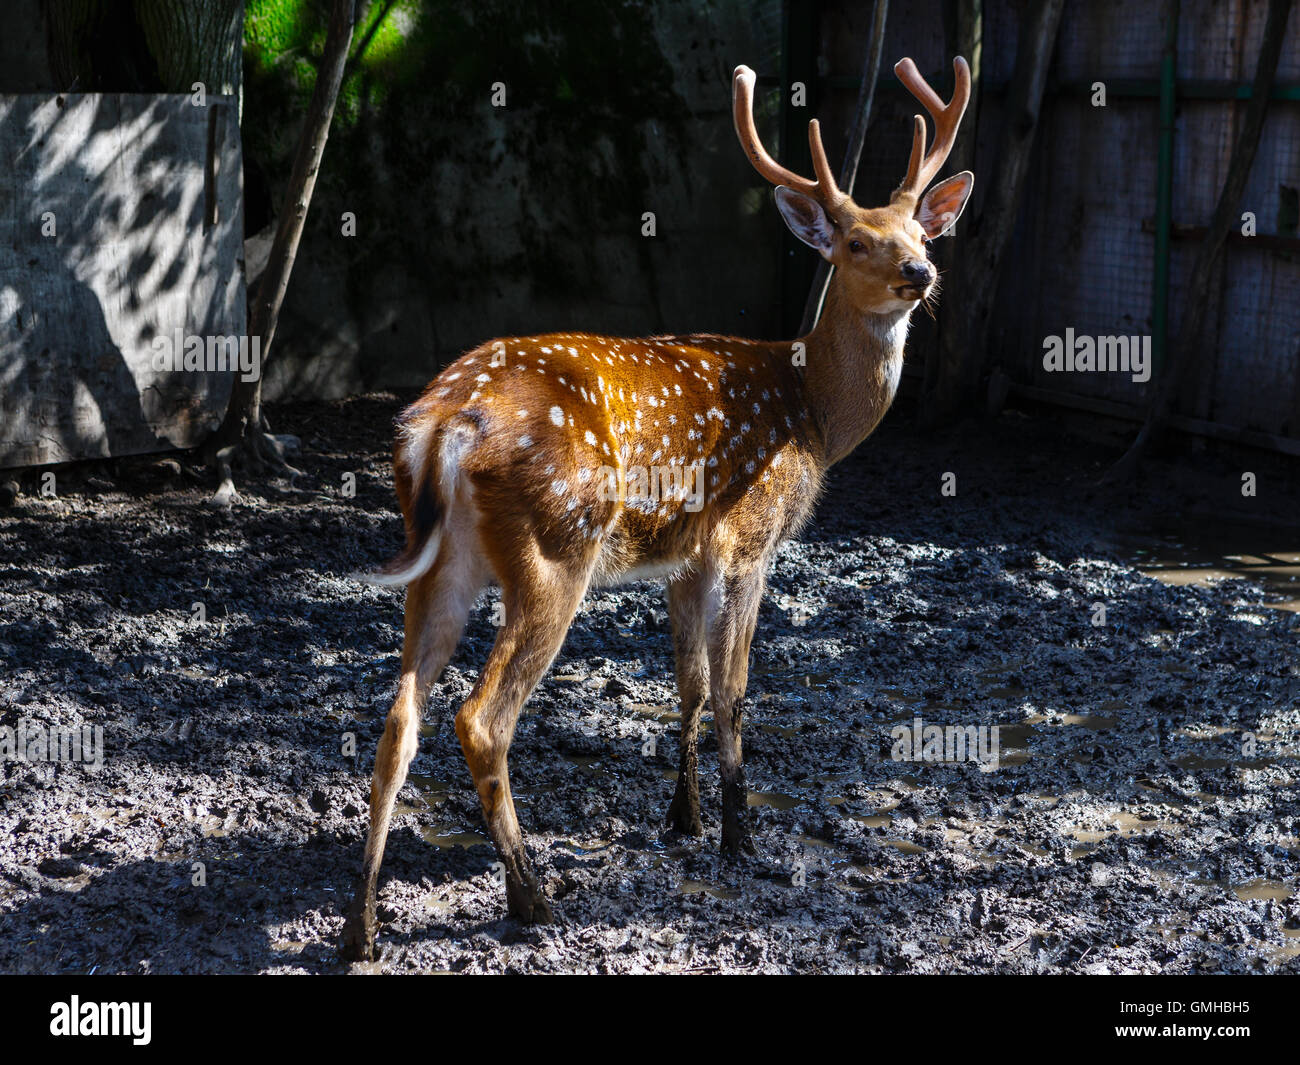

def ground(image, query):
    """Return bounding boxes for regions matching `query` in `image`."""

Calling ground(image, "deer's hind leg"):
[708,565,766,859]
[455,545,595,922]
[342,522,487,961]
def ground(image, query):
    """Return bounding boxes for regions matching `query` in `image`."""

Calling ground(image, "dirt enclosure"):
[1,394,1298,974]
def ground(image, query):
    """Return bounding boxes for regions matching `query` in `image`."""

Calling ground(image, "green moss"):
[245,0,318,70]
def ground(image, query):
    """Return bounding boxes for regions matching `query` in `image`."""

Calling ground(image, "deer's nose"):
[900,260,934,286]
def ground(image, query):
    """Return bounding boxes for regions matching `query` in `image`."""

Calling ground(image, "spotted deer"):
[342,57,973,960]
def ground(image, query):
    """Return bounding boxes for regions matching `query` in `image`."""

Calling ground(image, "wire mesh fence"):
[809,0,1300,445]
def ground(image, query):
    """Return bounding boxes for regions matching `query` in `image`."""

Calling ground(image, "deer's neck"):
[798,282,913,467]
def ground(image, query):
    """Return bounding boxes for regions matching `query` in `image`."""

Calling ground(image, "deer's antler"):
[893,56,971,201]
[732,65,844,209]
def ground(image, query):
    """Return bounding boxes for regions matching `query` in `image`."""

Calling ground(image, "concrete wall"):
[0,93,246,468]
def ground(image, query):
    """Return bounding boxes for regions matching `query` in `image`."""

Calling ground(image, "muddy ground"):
[1,393,1298,974]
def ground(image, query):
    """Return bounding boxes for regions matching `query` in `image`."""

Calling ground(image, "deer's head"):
[734,58,974,316]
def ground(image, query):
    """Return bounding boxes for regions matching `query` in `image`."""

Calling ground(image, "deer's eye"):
[848,239,865,254]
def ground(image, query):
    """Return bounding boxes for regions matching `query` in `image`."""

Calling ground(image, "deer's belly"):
[590,556,695,588]
[587,507,705,588]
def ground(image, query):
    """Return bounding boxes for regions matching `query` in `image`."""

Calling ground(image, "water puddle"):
[1231,878,1293,903]
[889,698,963,723]
[416,825,489,849]
[940,824,1000,865]
[747,789,805,810]
[997,722,1035,766]
[1264,931,1300,966]
[677,879,740,901]
[1151,868,1294,908]
[558,838,615,857]
[1067,809,1183,857]
[846,812,894,828]
[882,688,926,706]
[394,773,489,849]
[1116,518,1300,611]
[1059,713,1117,731]
[628,702,680,724]
[1172,749,1279,771]
[562,753,606,774]
[1017,711,1117,732]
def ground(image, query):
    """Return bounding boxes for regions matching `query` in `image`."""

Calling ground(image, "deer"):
[341,56,973,961]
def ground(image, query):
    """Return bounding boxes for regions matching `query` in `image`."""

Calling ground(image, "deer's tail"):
[363,414,480,587]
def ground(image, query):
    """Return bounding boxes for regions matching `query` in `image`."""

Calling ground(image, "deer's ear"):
[916,171,973,238]
[774,186,836,261]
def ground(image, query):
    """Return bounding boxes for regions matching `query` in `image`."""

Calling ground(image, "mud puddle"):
[1114,514,1300,611]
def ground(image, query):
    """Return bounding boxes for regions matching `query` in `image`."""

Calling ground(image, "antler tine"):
[733,66,843,207]
[806,119,843,203]
[893,56,971,199]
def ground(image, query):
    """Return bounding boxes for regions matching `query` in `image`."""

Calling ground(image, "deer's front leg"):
[707,568,765,859]
[665,572,710,836]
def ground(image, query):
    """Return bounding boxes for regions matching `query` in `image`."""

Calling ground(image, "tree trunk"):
[923,0,1064,427]
[798,0,889,335]
[133,0,243,102]
[927,0,982,412]
[207,0,357,503]
[44,0,241,95]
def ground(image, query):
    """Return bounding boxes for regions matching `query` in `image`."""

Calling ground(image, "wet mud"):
[1,395,1297,973]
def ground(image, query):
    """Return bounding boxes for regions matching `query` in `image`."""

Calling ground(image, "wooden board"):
[0,93,245,468]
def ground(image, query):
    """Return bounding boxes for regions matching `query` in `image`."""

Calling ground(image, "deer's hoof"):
[340,891,378,962]
[508,885,554,925]
[506,868,554,925]
[720,779,756,859]
[665,795,704,837]
[530,894,555,925]
[720,815,757,860]
[340,915,377,962]
[720,834,757,861]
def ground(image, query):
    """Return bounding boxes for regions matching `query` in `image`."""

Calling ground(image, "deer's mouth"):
[893,284,929,301]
